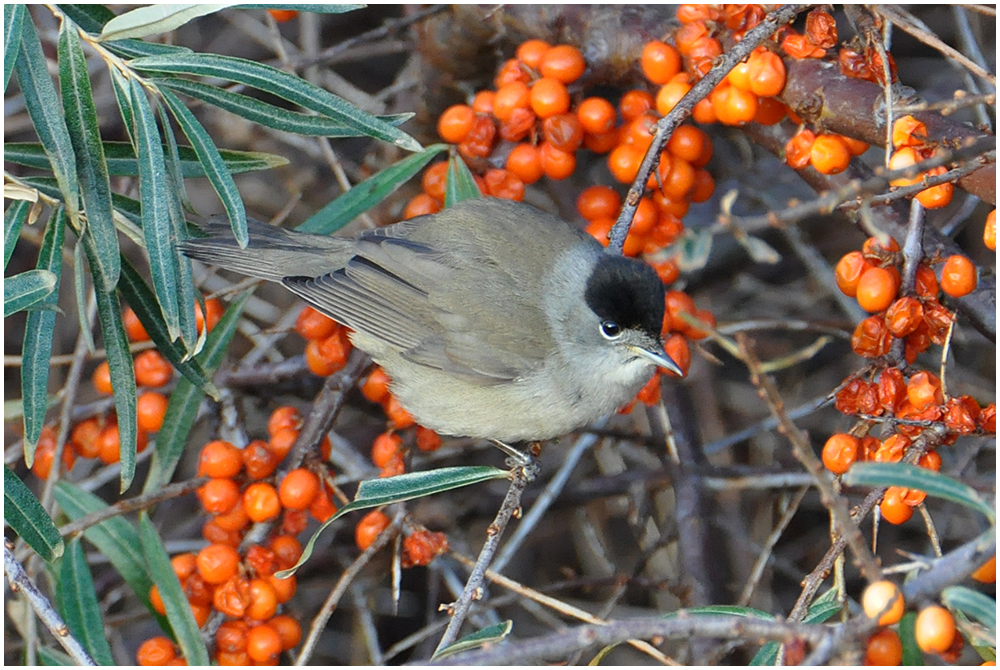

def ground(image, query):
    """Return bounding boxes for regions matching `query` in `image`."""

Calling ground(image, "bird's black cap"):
[584,255,665,341]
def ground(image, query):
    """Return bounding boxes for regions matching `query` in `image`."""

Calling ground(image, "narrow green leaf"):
[898,612,924,666]
[235,4,364,12]
[942,586,996,634]
[106,39,193,59]
[15,15,80,220]
[99,4,235,42]
[58,540,115,665]
[4,269,57,317]
[844,462,995,522]
[4,199,31,269]
[276,466,508,578]
[139,514,211,665]
[4,465,64,562]
[109,67,136,144]
[6,141,288,177]
[58,16,120,291]
[143,291,251,493]
[297,144,447,234]
[433,621,513,659]
[129,77,181,339]
[4,4,26,91]
[444,153,481,206]
[55,4,114,32]
[53,482,162,621]
[664,605,775,620]
[160,87,247,247]
[82,240,138,491]
[156,77,412,137]
[130,53,422,151]
[37,647,75,666]
[22,208,66,452]
[750,587,841,665]
[71,238,95,353]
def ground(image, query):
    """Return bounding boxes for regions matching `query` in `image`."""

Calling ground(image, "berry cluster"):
[785,127,869,175]
[888,116,955,209]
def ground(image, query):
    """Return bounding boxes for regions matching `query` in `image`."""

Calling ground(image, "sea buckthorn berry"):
[834,251,872,298]
[356,510,391,551]
[875,433,910,463]
[863,580,905,625]
[692,96,718,124]
[505,143,543,185]
[217,651,250,666]
[677,4,716,23]
[985,209,996,251]
[889,147,923,187]
[271,535,303,570]
[246,624,282,663]
[892,115,928,149]
[403,193,442,220]
[746,49,786,97]
[880,487,915,524]
[913,263,938,298]
[642,40,682,84]
[415,425,443,452]
[907,371,943,410]
[136,391,168,433]
[585,218,614,246]
[583,129,619,154]
[663,333,690,377]
[380,450,407,477]
[198,440,242,479]
[295,305,336,341]
[309,485,337,522]
[822,434,859,475]
[539,44,586,83]
[213,575,250,617]
[305,338,339,376]
[939,632,964,664]
[436,105,474,144]
[922,299,953,344]
[270,614,302,651]
[856,267,899,313]
[134,350,172,388]
[656,77,693,116]
[279,468,321,511]
[214,496,250,533]
[318,328,351,367]
[685,309,716,340]
[666,125,707,164]
[494,58,530,88]
[268,406,302,437]
[675,21,709,55]
[137,636,177,666]
[97,423,131,464]
[196,543,240,584]
[840,135,869,156]
[979,403,996,433]
[246,544,276,577]
[577,97,616,135]
[123,307,150,342]
[471,91,494,116]
[149,584,166,615]
[619,89,654,122]
[690,169,715,203]
[939,254,977,297]
[877,367,906,413]
[851,315,891,358]
[539,142,577,180]
[624,113,658,151]
[402,530,450,568]
[268,8,297,22]
[541,113,584,154]
[483,168,525,201]
[384,394,416,429]
[751,96,785,125]
[31,427,75,479]
[971,555,996,583]
[242,440,277,480]
[70,417,102,459]
[202,518,241,546]
[918,449,942,471]
[577,186,621,221]
[687,36,723,77]
[216,620,249,654]
[916,605,956,654]
[371,432,403,468]
[662,157,696,201]
[944,397,979,435]
[516,39,551,69]
[458,116,496,159]
[809,134,850,175]
[182,572,213,606]
[360,367,391,405]
[93,361,114,395]
[916,170,953,209]
[716,84,758,125]
[636,373,661,406]
[652,259,680,284]
[170,553,197,583]
[784,128,816,169]
[246,578,279,621]
[244,482,282,522]
[197,478,241,515]
[885,297,923,338]
[269,427,299,461]
[268,571,297,603]
[726,61,752,91]
[530,77,571,118]
[865,629,903,666]
[195,298,223,335]
[628,197,658,237]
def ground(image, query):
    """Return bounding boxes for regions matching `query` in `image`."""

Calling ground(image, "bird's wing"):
[283,233,550,384]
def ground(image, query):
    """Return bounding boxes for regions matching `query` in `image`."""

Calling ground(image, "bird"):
[181,197,681,444]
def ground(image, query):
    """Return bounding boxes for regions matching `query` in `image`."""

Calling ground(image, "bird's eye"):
[600,320,622,340]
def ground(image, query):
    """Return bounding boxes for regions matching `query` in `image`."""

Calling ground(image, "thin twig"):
[59,478,207,539]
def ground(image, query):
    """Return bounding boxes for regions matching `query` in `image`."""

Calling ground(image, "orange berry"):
[318,327,352,367]
[505,143,543,185]
[576,97,616,135]
[216,651,250,666]
[821,434,859,475]
[214,496,250,533]
[204,518,242,547]
[70,417,102,459]
[403,193,442,220]
[889,147,923,187]
[515,39,551,69]
[149,583,167,615]
[371,431,403,469]
[690,169,715,203]
[437,105,474,144]
[295,305,336,341]
[629,197,658,236]
[246,624,282,663]
[269,427,298,461]
[939,254,976,297]
[137,636,177,666]
[360,368,391,405]
[583,127,619,154]
[402,530,450,568]
[892,115,928,149]
[483,168,525,202]
[530,77,571,118]
[356,510,391,551]
[717,85,758,125]
[541,113,584,153]
[784,128,816,170]
[885,297,923,338]
[267,406,301,437]
[93,361,114,395]
[914,263,939,298]
[123,307,150,342]
[865,629,903,666]
[170,553,197,583]
[809,134,850,175]
[96,423,122,464]
[246,578,279,621]
[198,440,242,479]
[665,125,705,164]
[305,339,339,376]
[471,91,494,116]
[662,157,696,201]
[585,217,614,246]
[907,370,943,410]
[195,298,223,335]
[494,58,530,88]
[880,487,915,524]
[619,89,654,122]
[576,185,621,221]
[136,391,168,433]
[269,614,302,651]
[642,40,682,84]
[268,572,297,603]
[383,393,416,429]
[675,21,709,55]
[863,580,905,625]
[270,535,303,570]
[197,477,241,515]
[692,96,718,124]
[916,605,956,654]
[134,350,172,388]
[625,112,658,152]
[651,259,680,284]
[493,81,531,122]
[415,425,442,452]
[918,449,942,472]
[267,9,298,22]
[539,44,585,83]
[985,209,996,251]
[655,77,692,116]
[971,555,996,583]
[539,142,576,180]
[196,543,241,584]
[457,116,497,160]
[278,468,320,511]
[308,485,337,522]
[916,170,954,209]
[240,440,275,480]
[608,143,644,184]
[746,49,786,97]
[244,482,282,522]
[662,334,690,377]
[839,135,869,156]
[216,620,249,654]
[726,61,752,91]
[856,266,899,313]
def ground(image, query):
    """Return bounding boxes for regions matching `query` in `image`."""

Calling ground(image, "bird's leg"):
[488,438,531,467]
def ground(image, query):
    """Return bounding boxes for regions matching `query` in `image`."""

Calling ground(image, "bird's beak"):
[630,344,685,377]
